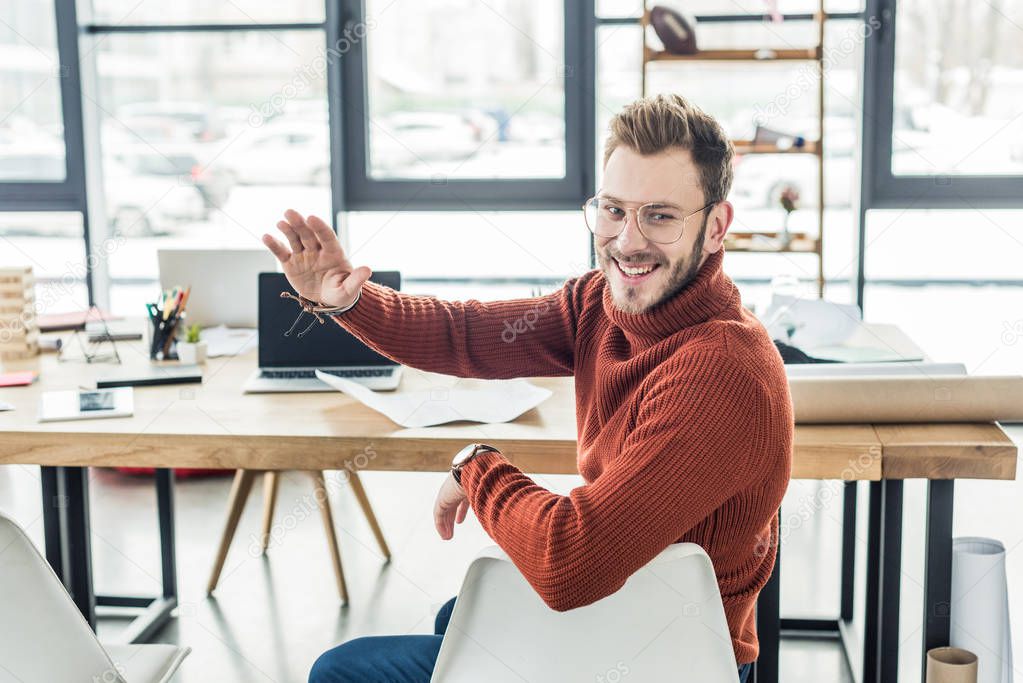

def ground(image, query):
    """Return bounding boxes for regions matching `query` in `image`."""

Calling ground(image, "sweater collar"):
[602,249,737,348]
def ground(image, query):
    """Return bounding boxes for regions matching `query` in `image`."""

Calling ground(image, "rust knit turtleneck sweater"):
[333,249,793,665]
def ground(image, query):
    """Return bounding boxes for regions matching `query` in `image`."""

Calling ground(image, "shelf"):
[732,139,821,155]
[644,47,821,62]
[724,231,820,254]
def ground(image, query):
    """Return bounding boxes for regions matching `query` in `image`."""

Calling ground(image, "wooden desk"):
[1,344,893,479]
[0,340,1016,683]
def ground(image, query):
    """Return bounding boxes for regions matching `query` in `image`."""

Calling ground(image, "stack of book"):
[0,266,39,361]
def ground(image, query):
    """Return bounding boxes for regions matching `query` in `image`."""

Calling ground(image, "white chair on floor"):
[431,543,740,683]
[0,512,189,683]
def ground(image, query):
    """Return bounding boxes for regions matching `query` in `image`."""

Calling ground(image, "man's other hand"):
[434,473,470,540]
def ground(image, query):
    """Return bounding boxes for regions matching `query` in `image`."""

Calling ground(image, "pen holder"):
[149,314,182,361]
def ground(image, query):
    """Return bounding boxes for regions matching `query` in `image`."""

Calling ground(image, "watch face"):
[453,443,479,467]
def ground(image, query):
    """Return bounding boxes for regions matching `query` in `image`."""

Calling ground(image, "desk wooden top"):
[0,337,1015,481]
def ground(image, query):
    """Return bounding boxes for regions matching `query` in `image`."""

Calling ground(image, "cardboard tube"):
[927,647,978,683]
[788,374,1023,424]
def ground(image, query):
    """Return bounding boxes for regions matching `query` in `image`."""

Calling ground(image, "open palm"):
[262,209,371,309]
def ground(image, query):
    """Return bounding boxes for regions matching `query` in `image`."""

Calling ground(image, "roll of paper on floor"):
[927,648,978,683]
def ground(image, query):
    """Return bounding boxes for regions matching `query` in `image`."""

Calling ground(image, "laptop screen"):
[258,271,400,368]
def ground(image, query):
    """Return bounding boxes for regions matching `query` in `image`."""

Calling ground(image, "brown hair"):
[603,94,734,204]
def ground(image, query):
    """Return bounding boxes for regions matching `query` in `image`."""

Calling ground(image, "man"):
[264,94,792,682]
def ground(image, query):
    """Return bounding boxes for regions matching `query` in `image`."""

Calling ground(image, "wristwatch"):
[451,443,500,486]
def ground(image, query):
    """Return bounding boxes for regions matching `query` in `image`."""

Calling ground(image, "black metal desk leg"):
[863,480,904,683]
[753,521,781,683]
[877,480,903,683]
[840,481,858,622]
[921,480,954,681]
[115,469,179,644]
[40,466,65,581]
[862,481,883,683]
[155,468,178,599]
[56,466,96,629]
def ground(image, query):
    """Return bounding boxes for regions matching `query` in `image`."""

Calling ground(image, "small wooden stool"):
[206,469,391,604]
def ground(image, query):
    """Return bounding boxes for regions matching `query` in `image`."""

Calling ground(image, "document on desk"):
[201,325,258,357]
[315,370,553,428]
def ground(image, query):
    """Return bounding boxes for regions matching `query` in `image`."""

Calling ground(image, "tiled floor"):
[1,421,1020,682]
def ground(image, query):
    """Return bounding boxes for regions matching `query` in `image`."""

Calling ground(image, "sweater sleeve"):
[459,351,779,611]
[329,278,583,379]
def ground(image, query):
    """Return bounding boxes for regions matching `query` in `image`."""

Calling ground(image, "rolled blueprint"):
[951,538,1014,683]
[788,375,1023,424]
[785,362,967,378]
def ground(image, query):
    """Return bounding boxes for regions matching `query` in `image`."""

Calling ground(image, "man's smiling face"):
[595,145,730,314]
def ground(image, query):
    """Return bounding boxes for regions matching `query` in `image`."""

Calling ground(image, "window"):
[340,0,595,210]
[862,209,1023,374]
[364,0,565,180]
[861,0,1023,207]
[891,0,1023,176]
[90,28,330,314]
[0,0,66,181]
[0,212,89,314]
[343,210,591,300]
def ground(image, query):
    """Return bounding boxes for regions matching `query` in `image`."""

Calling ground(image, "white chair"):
[432,543,740,683]
[0,512,190,683]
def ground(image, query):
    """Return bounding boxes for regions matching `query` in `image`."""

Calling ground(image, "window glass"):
[93,30,330,315]
[364,0,566,180]
[892,0,1023,175]
[0,0,65,181]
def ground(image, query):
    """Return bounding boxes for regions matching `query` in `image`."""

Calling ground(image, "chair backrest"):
[0,512,127,683]
[431,543,740,683]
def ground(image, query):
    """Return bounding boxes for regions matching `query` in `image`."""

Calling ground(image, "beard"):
[600,212,709,314]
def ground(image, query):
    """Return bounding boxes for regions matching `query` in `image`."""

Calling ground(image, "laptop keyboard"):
[261,368,394,379]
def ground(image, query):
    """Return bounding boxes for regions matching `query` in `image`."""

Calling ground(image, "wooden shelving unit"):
[641,2,827,297]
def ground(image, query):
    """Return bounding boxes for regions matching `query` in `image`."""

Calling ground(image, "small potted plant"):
[778,185,800,248]
[176,324,207,364]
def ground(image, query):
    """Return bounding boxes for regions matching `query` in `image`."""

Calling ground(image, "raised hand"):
[262,209,371,309]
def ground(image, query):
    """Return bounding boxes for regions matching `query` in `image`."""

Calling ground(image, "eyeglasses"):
[582,196,715,245]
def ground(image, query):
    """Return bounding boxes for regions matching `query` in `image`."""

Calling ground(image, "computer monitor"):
[257,271,401,369]
[158,248,277,328]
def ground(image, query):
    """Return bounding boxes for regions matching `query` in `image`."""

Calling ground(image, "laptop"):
[158,248,277,328]
[243,271,404,393]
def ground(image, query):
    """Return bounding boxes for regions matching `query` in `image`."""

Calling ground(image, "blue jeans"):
[310,598,753,682]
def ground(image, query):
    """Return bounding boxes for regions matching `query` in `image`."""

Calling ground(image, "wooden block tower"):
[0,266,39,361]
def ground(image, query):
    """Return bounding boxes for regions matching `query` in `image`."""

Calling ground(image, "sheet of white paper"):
[315,370,553,428]
[763,294,861,348]
[201,325,258,357]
